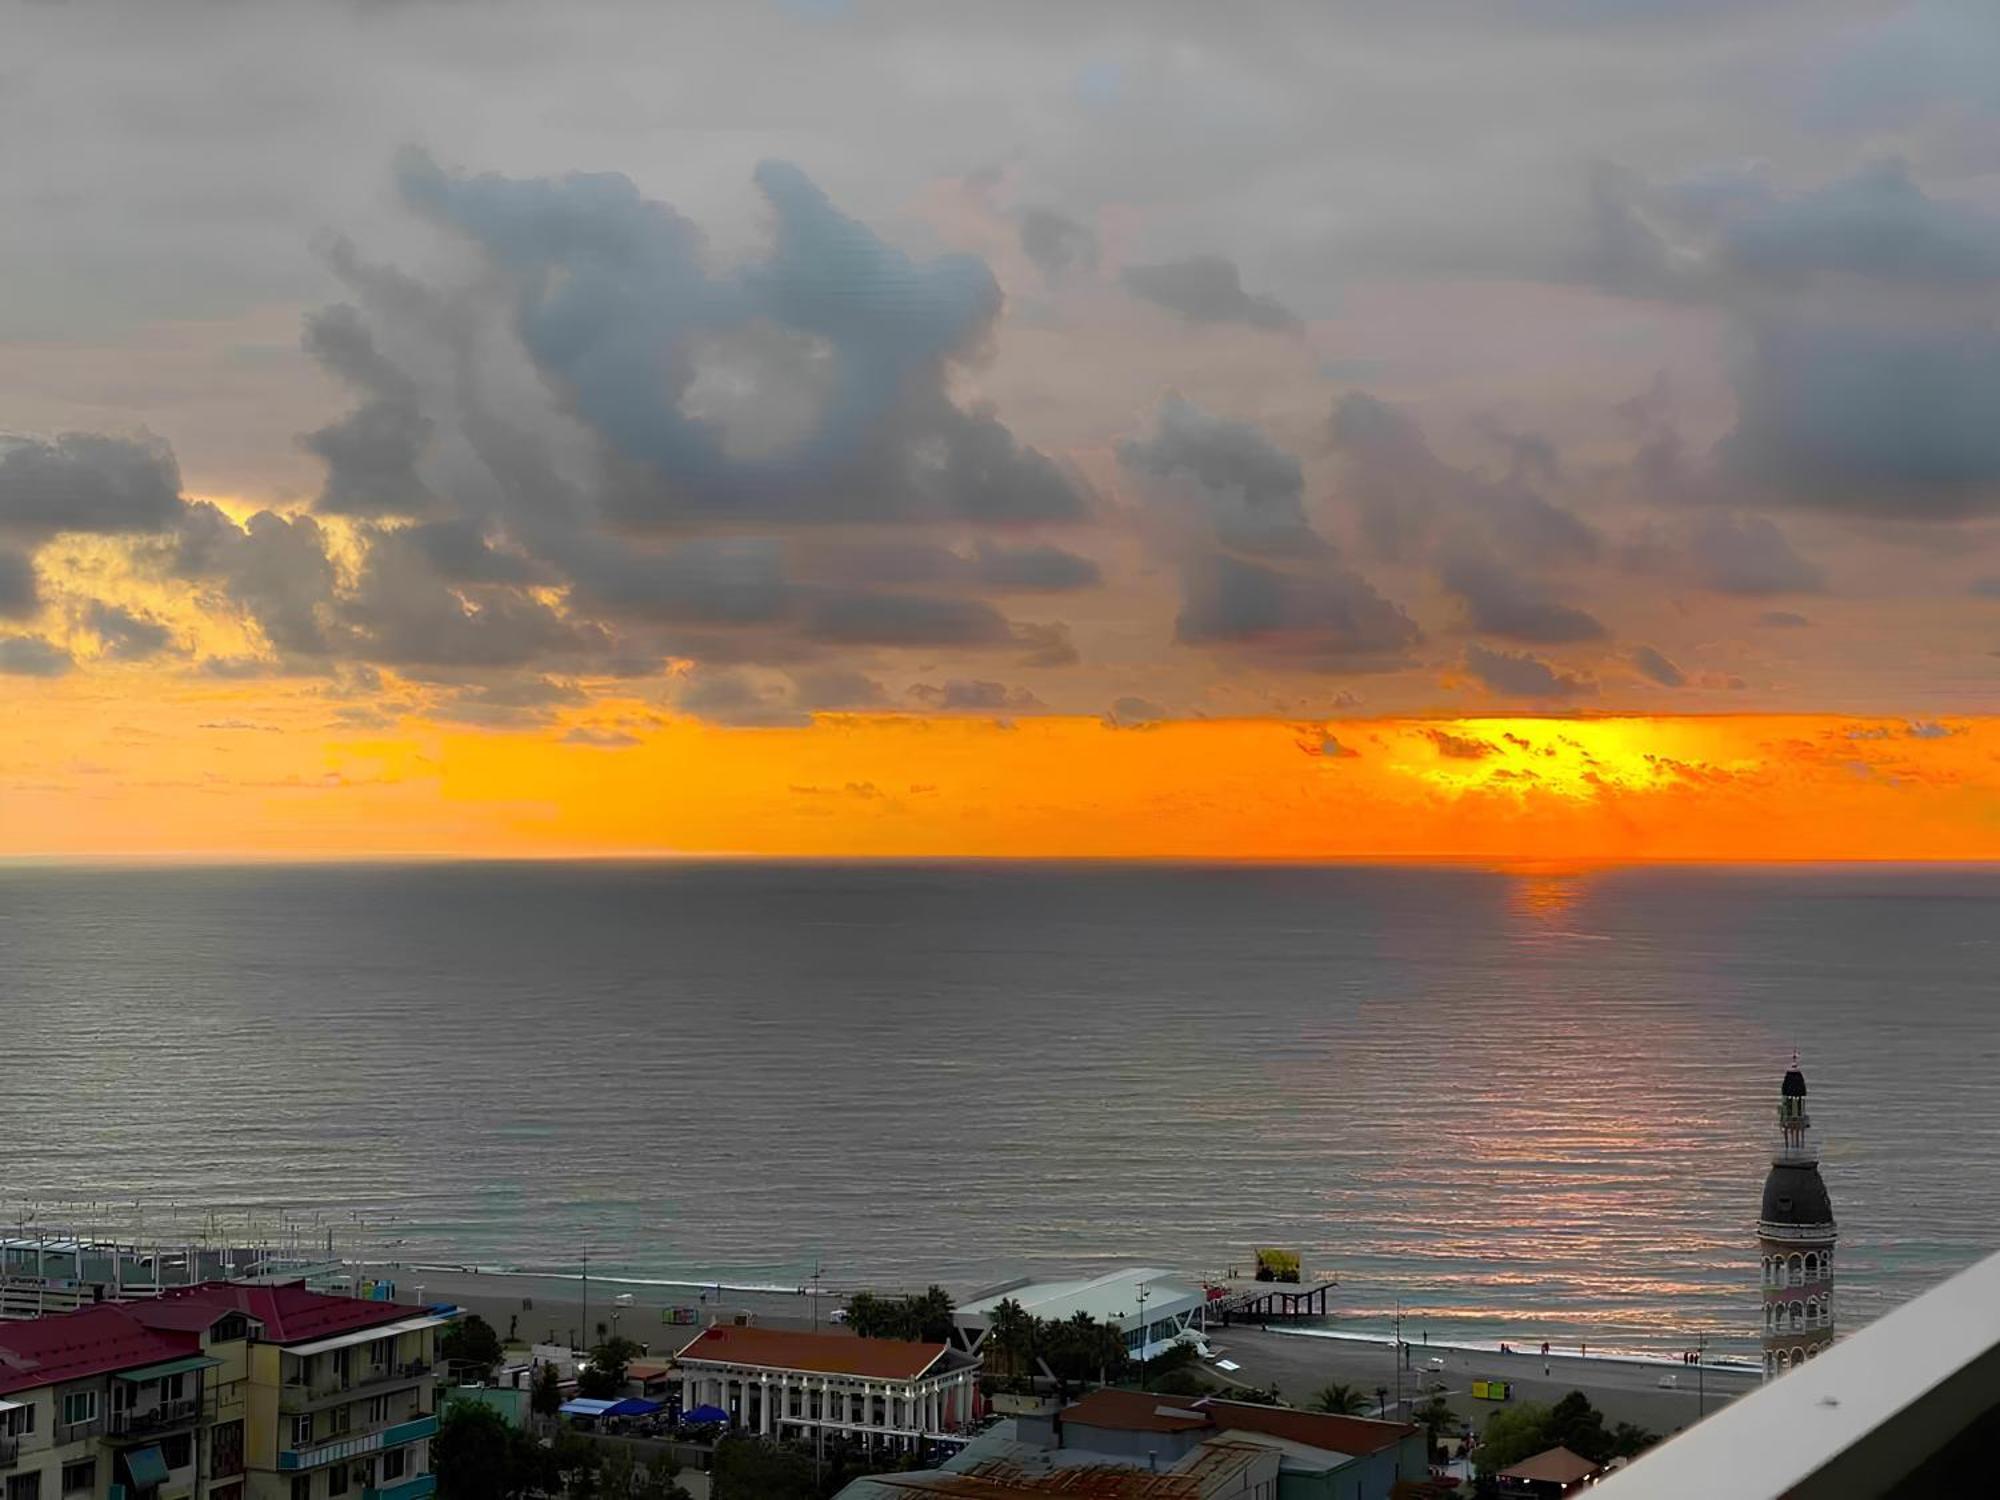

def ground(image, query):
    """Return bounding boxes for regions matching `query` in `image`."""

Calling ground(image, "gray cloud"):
[1177,551,1419,664]
[1439,549,1606,643]
[1015,620,1079,668]
[1631,644,1685,686]
[802,590,1012,647]
[300,303,436,516]
[673,668,810,727]
[398,151,1087,527]
[1330,394,1598,567]
[563,726,641,748]
[0,634,74,677]
[1121,255,1298,330]
[343,527,602,668]
[86,600,174,659]
[1019,206,1097,278]
[0,550,36,619]
[1759,609,1812,626]
[1687,513,1823,595]
[1103,696,1166,728]
[1972,577,2000,599]
[1119,397,1318,555]
[1463,641,1595,699]
[788,666,886,711]
[0,433,184,537]
[971,541,1100,592]
[907,679,1040,712]
[173,501,339,655]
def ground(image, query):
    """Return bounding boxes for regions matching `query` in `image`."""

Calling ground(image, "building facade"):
[673,1324,979,1450]
[0,1283,446,1500]
[1758,1060,1837,1380]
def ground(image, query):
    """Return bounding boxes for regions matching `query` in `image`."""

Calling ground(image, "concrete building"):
[672,1324,979,1449]
[0,1282,447,1500]
[957,1269,1210,1363]
[1758,1059,1837,1380]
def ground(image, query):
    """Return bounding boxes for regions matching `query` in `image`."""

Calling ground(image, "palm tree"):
[986,1298,1033,1378]
[1310,1380,1369,1415]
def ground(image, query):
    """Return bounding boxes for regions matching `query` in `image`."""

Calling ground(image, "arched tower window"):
[1805,1253,1818,1281]
[1789,1254,1803,1285]
[1806,1297,1818,1326]
[1789,1301,1803,1330]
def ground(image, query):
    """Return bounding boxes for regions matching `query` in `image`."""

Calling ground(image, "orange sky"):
[5,668,1995,860]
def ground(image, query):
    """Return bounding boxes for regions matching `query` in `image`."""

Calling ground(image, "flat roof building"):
[958,1269,1210,1362]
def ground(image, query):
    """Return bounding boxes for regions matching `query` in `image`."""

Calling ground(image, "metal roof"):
[959,1268,1204,1327]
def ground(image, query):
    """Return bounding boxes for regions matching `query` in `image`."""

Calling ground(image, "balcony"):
[1593,1246,2000,1498]
[0,1433,17,1468]
[278,1412,439,1472]
[107,1398,202,1439]
[279,1361,434,1414]
[58,1417,106,1443]
[364,1476,437,1500]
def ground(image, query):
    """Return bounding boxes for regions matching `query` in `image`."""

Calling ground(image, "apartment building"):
[0,1283,448,1500]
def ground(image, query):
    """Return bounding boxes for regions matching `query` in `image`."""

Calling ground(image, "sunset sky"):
[5,1,1999,859]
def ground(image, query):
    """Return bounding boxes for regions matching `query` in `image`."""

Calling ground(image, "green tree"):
[439,1314,506,1384]
[1310,1380,1369,1415]
[711,1434,814,1500]
[1547,1390,1613,1464]
[985,1297,1034,1379]
[530,1361,563,1419]
[1610,1420,1662,1460]
[1476,1400,1554,1474]
[576,1335,644,1399]
[909,1285,957,1343]
[1413,1393,1457,1458]
[433,1402,538,1500]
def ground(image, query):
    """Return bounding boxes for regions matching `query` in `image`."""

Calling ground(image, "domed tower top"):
[1782,1066,1807,1099]
[1759,1056,1837,1380]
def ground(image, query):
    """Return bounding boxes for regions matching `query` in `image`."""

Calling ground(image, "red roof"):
[1060,1389,1416,1458]
[0,1281,430,1394]
[674,1324,947,1381]
[0,1305,198,1397]
[1497,1445,1600,1484]
[138,1282,423,1345]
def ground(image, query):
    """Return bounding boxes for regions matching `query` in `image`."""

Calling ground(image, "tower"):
[1758,1057,1836,1380]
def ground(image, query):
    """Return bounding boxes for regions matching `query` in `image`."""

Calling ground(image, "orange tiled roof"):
[673,1323,946,1381]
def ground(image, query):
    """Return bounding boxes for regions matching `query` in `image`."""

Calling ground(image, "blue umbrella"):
[683,1404,729,1424]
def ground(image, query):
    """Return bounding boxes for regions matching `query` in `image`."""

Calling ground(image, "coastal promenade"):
[392,1264,1754,1436]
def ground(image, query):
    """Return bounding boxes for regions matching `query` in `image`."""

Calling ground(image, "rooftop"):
[0,1305,197,1397]
[674,1323,948,1382]
[139,1281,425,1345]
[959,1269,1204,1326]
[1498,1445,1600,1484]
[1059,1387,1415,1460]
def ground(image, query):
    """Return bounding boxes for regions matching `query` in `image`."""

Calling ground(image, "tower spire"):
[1759,1057,1837,1381]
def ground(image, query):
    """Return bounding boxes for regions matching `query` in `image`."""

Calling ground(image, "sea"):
[2,860,1995,1361]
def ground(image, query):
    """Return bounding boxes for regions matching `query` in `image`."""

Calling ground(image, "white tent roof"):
[959,1267,1204,1326]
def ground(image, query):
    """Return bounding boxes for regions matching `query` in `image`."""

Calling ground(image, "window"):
[292,1477,314,1500]
[161,1433,193,1469]
[211,1314,250,1343]
[292,1414,314,1448]
[366,1395,390,1425]
[331,1404,352,1435]
[327,1465,349,1497]
[332,1348,351,1383]
[59,1460,94,1495]
[61,1391,97,1427]
[211,1418,246,1478]
[381,1447,408,1482]
[369,1337,394,1370]
[8,1474,43,1500]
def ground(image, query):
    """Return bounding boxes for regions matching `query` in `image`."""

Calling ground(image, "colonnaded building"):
[1759,1058,1837,1379]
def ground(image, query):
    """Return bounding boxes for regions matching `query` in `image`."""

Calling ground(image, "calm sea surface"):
[2,861,1995,1359]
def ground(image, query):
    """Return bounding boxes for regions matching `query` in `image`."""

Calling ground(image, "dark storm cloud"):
[397,150,1087,526]
[404,518,553,586]
[1631,644,1685,687]
[569,538,791,626]
[1719,318,2000,517]
[1714,162,2000,285]
[1463,641,1595,699]
[86,600,174,659]
[300,303,436,516]
[1019,206,1097,278]
[0,550,35,618]
[1176,551,1418,663]
[0,433,184,536]
[0,634,73,677]
[1121,255,1298,331]
[1329,394,1598,566]
[1438,549,1606,643]
[1119,397,1318,555]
